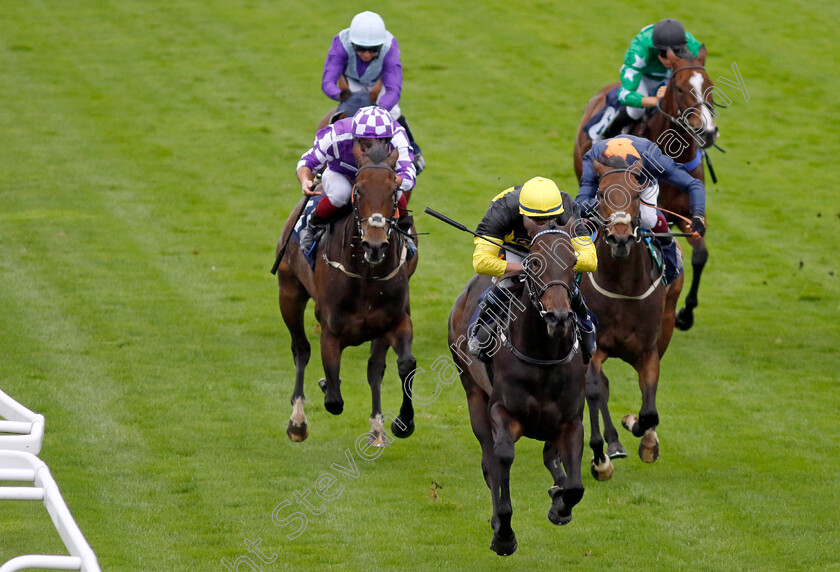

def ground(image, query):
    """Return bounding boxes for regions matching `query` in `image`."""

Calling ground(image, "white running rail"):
[0,390,100,572]
[0,388,45,454]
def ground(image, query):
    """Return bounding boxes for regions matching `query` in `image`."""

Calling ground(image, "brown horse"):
[579,159,683,480]
[276,139,418,445]
[316,77,382,130]
[449,221,586,556]
[574,46,718,331]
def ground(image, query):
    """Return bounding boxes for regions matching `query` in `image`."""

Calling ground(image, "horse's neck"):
[645,95,698,164]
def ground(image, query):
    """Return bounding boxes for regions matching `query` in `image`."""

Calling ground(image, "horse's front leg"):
[622,350,660,462]
[546,417,585,525]
[320,330,345,415]
[279,273,311,442]
[586,353,617,480]
[488,401,521,556]
[367,338,390,447]
[676,231,708,331]
[386,315,416,438]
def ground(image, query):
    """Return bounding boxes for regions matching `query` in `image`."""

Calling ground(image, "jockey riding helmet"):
[519,177,565,217]
[652,19,688,56]
[349,12,387,48]
[351,106,395,139]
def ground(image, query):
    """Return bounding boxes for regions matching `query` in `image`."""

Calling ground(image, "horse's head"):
[522,219,580,339]
[352,138,399,265]
[592,158,643,260]
[662,46,719,149]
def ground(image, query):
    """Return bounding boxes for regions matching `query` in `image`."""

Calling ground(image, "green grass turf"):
[1,0,839,570]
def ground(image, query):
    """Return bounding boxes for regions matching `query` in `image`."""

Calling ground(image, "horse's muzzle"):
[361,239,389,265]
[606,231,633,260]
[544,309,574,338]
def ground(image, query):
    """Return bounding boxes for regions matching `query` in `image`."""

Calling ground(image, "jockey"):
[468,177,598,363]
[593,19,704,141]
[576,135,706,282]
[322,11,424,172]
[295,106,416,254]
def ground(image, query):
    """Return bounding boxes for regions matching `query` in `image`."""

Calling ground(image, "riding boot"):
[570,280,597,364]
[467,285,505,362]
[396,213,417,260]
[602,106,634,139]
[396,115,425,174]
[299,212,327,255]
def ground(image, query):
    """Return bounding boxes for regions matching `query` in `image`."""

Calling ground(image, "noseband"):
[656,64,718,127]
[352,161,399,239]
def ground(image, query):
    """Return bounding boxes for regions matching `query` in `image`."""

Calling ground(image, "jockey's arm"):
[571,235,597,273]
[473,236,510,277]
[322,36,349,101]
[376,38,403,111]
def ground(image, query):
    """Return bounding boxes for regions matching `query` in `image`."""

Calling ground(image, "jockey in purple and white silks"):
[321,11,424,172]
[295,106,416,254]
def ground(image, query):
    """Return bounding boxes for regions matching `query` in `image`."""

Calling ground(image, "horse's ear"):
[627,161,644,177]
[387,147,399,168]
[592,159,610,178]
[697,44,707,66]
[664,48,682,66]
[353,140,365,164]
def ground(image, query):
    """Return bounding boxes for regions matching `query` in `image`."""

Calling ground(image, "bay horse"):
[574,46,718,330]
[317,77,382,130]
[275,139,418,445]
[449,221,586,556]
[579,159,683,480]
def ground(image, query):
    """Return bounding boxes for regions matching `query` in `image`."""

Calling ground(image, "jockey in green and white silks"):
[618,20,703,120]
[590,19,703,141]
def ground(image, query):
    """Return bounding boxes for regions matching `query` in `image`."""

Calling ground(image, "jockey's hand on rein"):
[690,216,707,237]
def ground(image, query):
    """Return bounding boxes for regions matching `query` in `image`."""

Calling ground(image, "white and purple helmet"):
[351,106,395,139]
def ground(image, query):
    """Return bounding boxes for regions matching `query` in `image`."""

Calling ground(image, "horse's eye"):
[527,259,542,273]
[676,86,685,95]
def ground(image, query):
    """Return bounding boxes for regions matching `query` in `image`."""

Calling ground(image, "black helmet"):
[652,19,687,53]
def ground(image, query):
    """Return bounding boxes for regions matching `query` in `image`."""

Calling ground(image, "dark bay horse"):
[580,160,683,480]
[276,139,418,445]
[449,221,586,556]
[574,46,718,330]
[317,77,382,130]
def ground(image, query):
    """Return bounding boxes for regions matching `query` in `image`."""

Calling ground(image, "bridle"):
[352,161,399,241]
[498,229,579,367]
[596,169,644,242]
[321,160,408,280]
[655,64,720,132]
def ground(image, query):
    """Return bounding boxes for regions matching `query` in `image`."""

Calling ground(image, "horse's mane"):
[598,154,630,169]
[363,140,392,165]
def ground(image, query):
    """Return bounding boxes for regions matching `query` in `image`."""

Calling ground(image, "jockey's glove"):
[690,216,706,237]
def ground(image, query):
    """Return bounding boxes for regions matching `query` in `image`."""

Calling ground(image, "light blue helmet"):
[349,12,386,46]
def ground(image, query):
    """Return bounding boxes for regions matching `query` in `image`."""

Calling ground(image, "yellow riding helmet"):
[518,176,565,217]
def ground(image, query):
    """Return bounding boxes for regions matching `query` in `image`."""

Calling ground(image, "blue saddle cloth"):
[583,86,622,136]
[292,195,324,269]
[646,237,684,285]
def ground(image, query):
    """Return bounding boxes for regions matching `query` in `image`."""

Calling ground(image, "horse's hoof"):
[367,430,389,448]
[621,414,639,434]
[318,378,327,393]
[675,307,694,331]
[490,533,517,556]
[590,457,614,481]
[324,396,343,415]
[548,508,573,526]
[607,442,628,459]
[286,421,308,442]
[391,417,414,438]
[639,429,660,463]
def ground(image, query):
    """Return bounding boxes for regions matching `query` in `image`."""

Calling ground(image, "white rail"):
[0,389,100,572]
[0,388,45,454]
